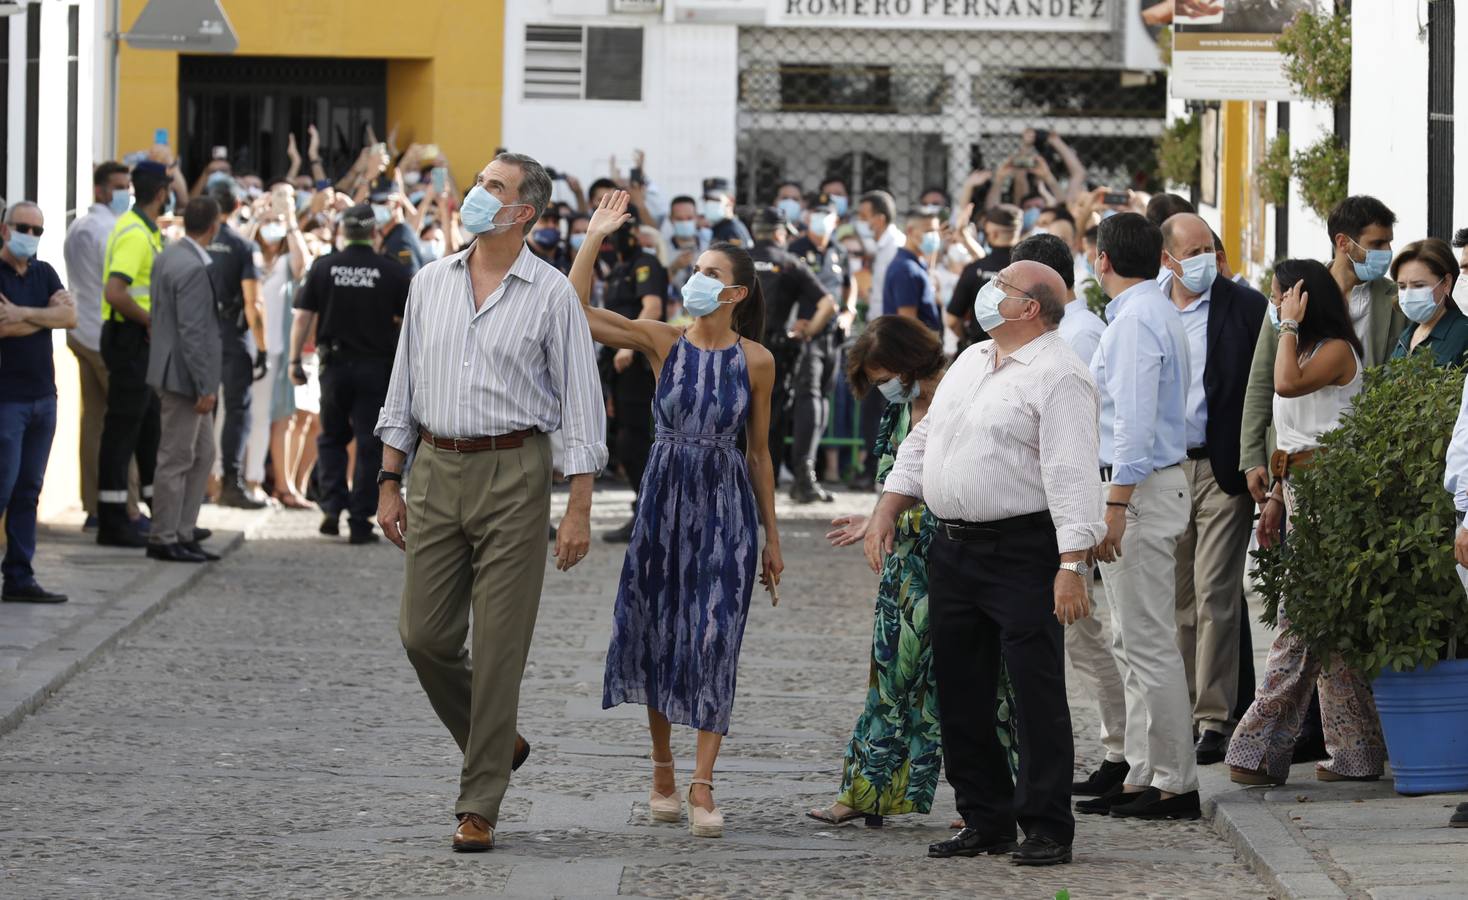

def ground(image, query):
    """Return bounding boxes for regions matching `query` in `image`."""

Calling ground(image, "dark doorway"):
[178,55,387,185]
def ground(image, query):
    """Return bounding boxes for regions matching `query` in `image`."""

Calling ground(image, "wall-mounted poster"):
[1155,0,1321,101]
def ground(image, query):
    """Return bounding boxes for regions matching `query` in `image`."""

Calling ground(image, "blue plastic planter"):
[1372,657,1468,795]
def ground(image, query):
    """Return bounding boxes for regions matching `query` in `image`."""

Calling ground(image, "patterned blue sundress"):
[602,334,760,735]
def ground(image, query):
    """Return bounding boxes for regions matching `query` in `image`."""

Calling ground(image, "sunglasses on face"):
[10,223,42,237]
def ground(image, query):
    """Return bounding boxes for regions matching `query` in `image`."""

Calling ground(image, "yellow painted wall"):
[116,0,504,188]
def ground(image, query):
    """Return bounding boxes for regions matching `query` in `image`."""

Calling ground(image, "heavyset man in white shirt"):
[867,260,1105,868]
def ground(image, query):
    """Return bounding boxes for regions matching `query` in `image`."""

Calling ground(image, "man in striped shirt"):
[868,260,1106,867]
[374,153,608,853]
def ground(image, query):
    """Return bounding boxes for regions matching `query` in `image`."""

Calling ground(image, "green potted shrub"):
[1256,135,1291,207]
[1292,136,1349,221]
[1156,113,1201,190]
[1276,8,1352,104]
[1253,353,1468,794]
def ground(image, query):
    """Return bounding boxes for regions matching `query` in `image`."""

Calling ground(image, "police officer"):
[206,180,268,510]
[749,206,831,495]
[787,196,849,503]
[701,177,753,248]
[371,183,425,276]
[288,204,410,544]
[600,219,668,544]
[95,161,170,547]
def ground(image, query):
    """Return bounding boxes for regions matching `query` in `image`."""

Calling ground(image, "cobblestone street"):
[0,491,1271,898]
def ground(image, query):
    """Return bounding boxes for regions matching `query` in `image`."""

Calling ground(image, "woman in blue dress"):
[570,191,783,839]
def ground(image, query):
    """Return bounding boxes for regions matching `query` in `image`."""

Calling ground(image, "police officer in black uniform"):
[749,206,831,495]
[786,195,848,503]
[600,219,669,544]
[371,182,425,277]
[701,177,754,248]
[288,204,410,544]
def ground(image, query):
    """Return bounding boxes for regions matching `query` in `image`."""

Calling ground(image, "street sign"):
[125,0,238,53]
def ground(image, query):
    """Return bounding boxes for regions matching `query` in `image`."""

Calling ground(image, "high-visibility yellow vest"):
[101,209,164,319]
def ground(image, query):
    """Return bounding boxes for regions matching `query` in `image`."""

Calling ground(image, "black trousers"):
[613,362,655,495]
[790,335,835,475]
[97,320,159,533]
[317,358,390,527]
[929,523,1075,845]
[218,326,255,483]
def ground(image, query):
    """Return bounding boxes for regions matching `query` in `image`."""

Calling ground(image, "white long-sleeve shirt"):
[1446,376,1468,513]
[884,329,1107,553]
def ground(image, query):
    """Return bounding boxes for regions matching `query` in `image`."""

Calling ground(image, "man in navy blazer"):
[1158,213,1267,766]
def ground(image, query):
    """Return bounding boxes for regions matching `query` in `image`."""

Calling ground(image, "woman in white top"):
[247,187,310,507]
[1225,258,1385,787]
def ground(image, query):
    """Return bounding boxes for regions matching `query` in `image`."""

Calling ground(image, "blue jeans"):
[0,394,58,589]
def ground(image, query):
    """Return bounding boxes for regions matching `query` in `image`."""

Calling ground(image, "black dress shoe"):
[146,542,208,563]
[1110,789,1201,820]
[1196,730,1230,765]
[1072,759,1130,796]
[927,827,1018,858]
[320,514,340,536]
[2,583,68,603]
[179,541,221,561]
[98,527,148,548]
[193,527,213,542]
[1011,835,1072,866]
[348,528,380,545]
[1076,783,1138,815]
[512,735,531,771]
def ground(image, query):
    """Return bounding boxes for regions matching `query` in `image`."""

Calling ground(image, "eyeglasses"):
[10,223,42,237]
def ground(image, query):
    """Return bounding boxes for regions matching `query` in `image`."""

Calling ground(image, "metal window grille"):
[524,24,644,102]
[1427,0,1454,240]
[735,26,1166,209]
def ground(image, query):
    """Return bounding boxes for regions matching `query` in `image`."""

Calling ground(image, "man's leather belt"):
[1269,448,1317,481]
[938,511,1054,543]
[1186,446,1210,461]
[1099,462,1180,483]
[419,427,535,453]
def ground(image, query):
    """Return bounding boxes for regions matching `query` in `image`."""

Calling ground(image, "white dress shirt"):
[867,224,906,312]
[1447,376,1468,513]
[374,242,608,476]
[62,203,118,352]
[884,329,1107,553]
[1161,272,1212,448]
[1349,282,1374,364]
[1059,298,1106,367]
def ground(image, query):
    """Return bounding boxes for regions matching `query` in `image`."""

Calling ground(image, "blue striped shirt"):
[374,241,608,476]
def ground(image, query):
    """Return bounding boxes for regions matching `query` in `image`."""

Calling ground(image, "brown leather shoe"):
[452,813,494,852]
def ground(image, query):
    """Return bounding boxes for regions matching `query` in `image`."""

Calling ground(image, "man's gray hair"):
[3,200,40,224]
[495,152,551,236]
[1027,278,1066,328]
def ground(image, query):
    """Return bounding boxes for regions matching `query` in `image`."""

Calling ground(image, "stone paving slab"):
[0,491,1274,898]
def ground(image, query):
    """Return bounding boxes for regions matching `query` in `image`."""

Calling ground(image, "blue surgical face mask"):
[259,222,286,244]
[698,226,713,245]
[6,230,39,260]
[919,231,941,256]
[372,204,392,227]
[1267,302,1282,331]
[682,271,733,317]
[569,233,587,251]
[672,219,697,240]
[1399,278,1445,324]
[830,194,849,218]
[702,198,728,225]
[1349,238,1392,282]
[809,213,835,238]
[974,278,1029,333]
[532,227,560,248]
[854,220,874,242]
[777,198,803,224]
[877,376,919,405]
[1170,250,1218,294]
[461,184,526,235]
[1022,206,1042,231]
[109,188,132,215]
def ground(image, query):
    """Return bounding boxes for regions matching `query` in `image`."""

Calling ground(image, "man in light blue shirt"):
[1078,212,1199,821]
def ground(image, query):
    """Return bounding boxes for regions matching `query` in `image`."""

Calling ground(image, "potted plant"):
[1255,135,1291,207]
[1276,8,1352,104]
[1253,353,1468,794]
[1156,113,1201,190]
[1292,136,1349,221]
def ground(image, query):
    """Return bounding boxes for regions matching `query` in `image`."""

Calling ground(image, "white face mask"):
[1454,276,1468,317]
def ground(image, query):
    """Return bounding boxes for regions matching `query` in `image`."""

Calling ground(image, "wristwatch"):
[1058,561,1089,579]
[376,470,403,486]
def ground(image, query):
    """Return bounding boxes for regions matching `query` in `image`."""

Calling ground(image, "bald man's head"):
[1003,259,1067,327]
[1161,213,1215,260]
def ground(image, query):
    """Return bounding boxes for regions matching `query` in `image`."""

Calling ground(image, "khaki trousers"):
[399,435,552,825]
[1098,467,1198,795]
[68,337,139,517]
[1064,573,1128,764]
[149,391,215,545]
[1173,457,1254,733]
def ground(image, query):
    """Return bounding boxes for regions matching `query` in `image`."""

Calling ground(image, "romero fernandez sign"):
[771,0,1111,29]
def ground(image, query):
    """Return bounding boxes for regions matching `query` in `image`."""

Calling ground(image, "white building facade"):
[501,0,1167,207]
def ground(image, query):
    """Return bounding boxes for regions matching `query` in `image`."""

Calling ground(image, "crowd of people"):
[3,125,1467,858]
